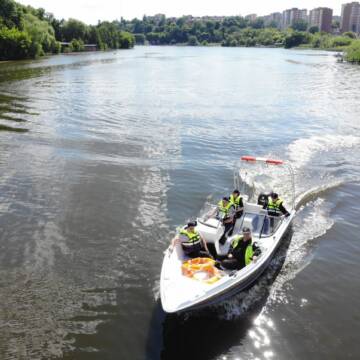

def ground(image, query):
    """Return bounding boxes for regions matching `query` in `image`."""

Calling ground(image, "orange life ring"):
[182,257,221,284]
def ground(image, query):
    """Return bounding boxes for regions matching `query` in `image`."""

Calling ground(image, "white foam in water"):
[152,279,160,301]
[288,134,360,169]
[265,198,335,305]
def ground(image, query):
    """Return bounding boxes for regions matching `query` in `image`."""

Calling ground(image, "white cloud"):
[16,0,345,24]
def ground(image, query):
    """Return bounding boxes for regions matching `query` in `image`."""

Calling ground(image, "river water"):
[0,47,360,360]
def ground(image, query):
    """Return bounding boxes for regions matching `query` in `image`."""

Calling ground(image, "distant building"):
[84,44,97,51]
[263,12,282,28]
[245,14,257,21]
[60,42,97,52]
[341,2,360,33]
[309,7,333,32]
[282,8,308,29]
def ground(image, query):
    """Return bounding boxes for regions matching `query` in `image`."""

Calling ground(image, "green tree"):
[61,18,88,42]
[267,20,280,29]
[250,18,264,29]
[134,33,145,44]
[284,31,308,48]
[345,40,360,63]
[330,36,352,47]
[0,0,24,29]
[0,26,31,60]
[291,19,308,32]
[187,35,198,46]
[309,26,319,34]
[70,38,84,51]
[119,31,134,48]
[23,12,58,54]
[343,31,356,39]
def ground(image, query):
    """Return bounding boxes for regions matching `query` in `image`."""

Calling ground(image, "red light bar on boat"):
[241,156,284,165]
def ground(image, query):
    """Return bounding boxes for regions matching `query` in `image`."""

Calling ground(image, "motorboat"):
[160,156,296,313]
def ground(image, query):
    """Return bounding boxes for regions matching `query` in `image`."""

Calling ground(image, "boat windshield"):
[198,202,283,237]
[237,211,283,238]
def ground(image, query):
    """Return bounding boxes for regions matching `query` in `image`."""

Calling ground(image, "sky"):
[17,0,345,24]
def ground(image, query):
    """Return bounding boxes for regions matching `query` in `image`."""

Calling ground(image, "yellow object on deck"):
[182,257,222,284]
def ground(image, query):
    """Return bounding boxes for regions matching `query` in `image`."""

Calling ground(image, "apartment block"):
[341,2,360,33]
[245,14,257,21]
[263,12,282,28]
[282,8,308,29]
[309,7,333,32]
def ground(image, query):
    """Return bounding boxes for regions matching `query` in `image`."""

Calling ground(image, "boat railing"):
[234,156,296,211]
[197,218,220,229]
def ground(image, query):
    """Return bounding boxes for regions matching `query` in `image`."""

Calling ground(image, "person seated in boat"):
[267,192,290,217]
[217,227,261,270]
[170,221,211,258]
[229,189,244,219]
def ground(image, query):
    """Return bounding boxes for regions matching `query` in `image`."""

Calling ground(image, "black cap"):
[187,221,197,228]
[242,227,251,234]
[222,197,229,201]
[233,189,240,194]
[271,192,278,198]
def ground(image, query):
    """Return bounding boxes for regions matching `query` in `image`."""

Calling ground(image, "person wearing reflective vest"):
[267,192,290,217]
[217,197,233,219]
[218,227,261,270]
[170,221,210,258]
[217,197,235,245]
[229,189,244,219]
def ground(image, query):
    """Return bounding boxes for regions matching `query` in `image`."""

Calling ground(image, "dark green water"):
[0,47,360,360]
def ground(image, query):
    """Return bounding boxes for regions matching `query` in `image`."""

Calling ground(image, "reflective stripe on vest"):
[267,198,283,211]
[230,194,242,208]
[179,228,201,247]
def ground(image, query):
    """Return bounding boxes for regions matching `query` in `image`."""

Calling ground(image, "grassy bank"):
[344,40,360,63]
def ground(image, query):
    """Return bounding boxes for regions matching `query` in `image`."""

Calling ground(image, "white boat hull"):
[160,210,295,313]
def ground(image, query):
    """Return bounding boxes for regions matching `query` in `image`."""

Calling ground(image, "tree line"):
[1,2,359,63]
[118,14,342,46]
[119,14,360,62]
[0,0,135,60]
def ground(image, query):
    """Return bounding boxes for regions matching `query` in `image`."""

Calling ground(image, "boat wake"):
[214,134,360,319]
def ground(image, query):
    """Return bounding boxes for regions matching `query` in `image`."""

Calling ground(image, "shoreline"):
[0,45,346,64]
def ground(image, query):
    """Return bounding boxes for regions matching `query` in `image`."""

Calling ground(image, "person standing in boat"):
[266,192,290,231]
[216,197,235,245]
[229,189,244,219]
[170,221,211,258]
[267,192,290,217]
[218,227,261,270]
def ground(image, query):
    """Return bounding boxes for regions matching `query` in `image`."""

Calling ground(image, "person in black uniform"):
[217,227,261,270]
[229,189,244,219]
[267,192,290,217]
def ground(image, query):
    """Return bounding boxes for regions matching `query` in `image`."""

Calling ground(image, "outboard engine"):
[257,193,268,209]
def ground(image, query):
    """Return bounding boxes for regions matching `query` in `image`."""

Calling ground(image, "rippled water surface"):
[0,47,360,360]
